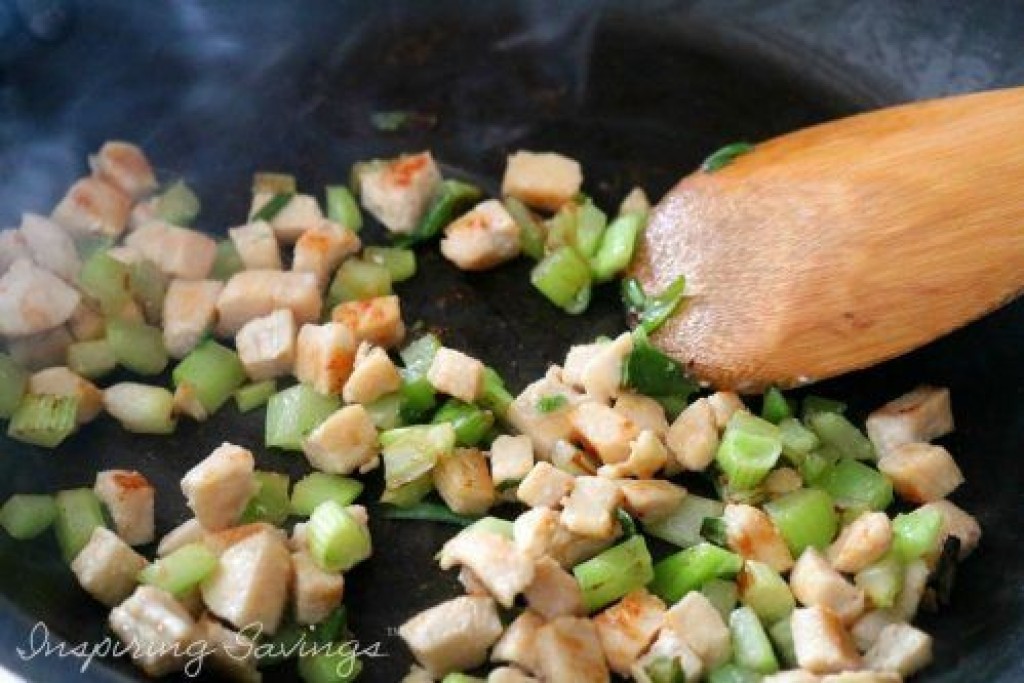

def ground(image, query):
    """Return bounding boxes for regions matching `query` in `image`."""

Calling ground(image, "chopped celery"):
[738,560,795,624]
[799,448,839,487]
[297,650,362,683]
[574,535,654,612]
[7,394,78,448]
[326,185,362,232]
[463,516,514,539]
[431,399,494,446]
[104,383,176,434]
[265,384,341,451]
[702,578,739,620]
[328,259,392,307]
[644,494,726,548]
[253,172,296,195]
[802,395,847,419]
[382,501,479,527]
[702,142,754,172]
[398,179,482,247]
[807,412,875,461]
[138,542,218,595]
[621,274,687,335]
[707,664,762,683]
[531,246,592,314]
[649,542,743,604]
[716,412,782,490]
[252,192,294,222]
[778,418,819,465]
[768,616,797,668]
[760,387,792,424]
[622,328,698,400]
[234,379,277,413]
[855,552,904,608]
[729,606,779,674]
[309,501,371,572]
[544,203,577,252]
[701,517,729,546]
[363,247,416,282]
[763,489,838,556]
[441,675,484,683]
[536,395,568,414]
[399,375,437,424]
[892,507,943,561]
[78,251,131,314]
[380,423,456,491]
[817,458,893,511]
[241,471,291,525]
[0,494,57,540]
[106,318,168,375]
[573,198,608,259]
[364,392,402,430]
[400,334,442,377]
[590,212,642,282]
[479,367,513,419]
[155,180,201,226]
[291,473,364,516]
[172,340,247,413]
[0,353,28,419]
[54,488,106,562]
[379,473,433,507]
[67,339,116,380]
[504,196,546,260]
[211,240,245,280]
[644,657,685,683]
[128,259,168,324]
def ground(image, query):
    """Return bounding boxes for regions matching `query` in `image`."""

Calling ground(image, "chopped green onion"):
[816,458,893,511]
[701,517,729,547]
[399,375,437,424]
[655,394,689,421]
[370,109,437,133]
[291,473,364,517]
[253,172,297,195]
[364,392,402,430]
[537,394,568,414]
[643,494,726,548]
[397,179,483,247]
[544,203,577,252]
[363,247,416,282]
[649,542,743,604]
[777,418,820,465]
[103,383,176,434]
[241,471,291,525]
[729,605,779,674]
[211,240,245,280]
[381,501,479,527]
[138,542,218,596]
[431,399,494,446]
[172,340,247,414]
[479,367,513,419]
[155,180,201,226]
[0,353,28,419]
[573,198,608,259]
[768,617,797,668]
[892,507,942,561]
[0,494,57,540]
[802,395,847,419]
[760,387,793,424]
[400,334,442,377]
[325,185,363,232]
[531,246,592,314]
[265,384,341,451]
[503,196,546,260]
[763,489,838,556]
[67,339,116,380]
[702,142,754,172]
[380,423,456,491]
[297,650,362,683]
[622,274,687,335]
[807,411,875,461]
[379,473,433,507]
[622,328,698,400]
[617,508,638,539]
[106,318,168,375]
[78,251,132,314]
[707,664,762,683]
[252,192,294,222]
[327,259,392,307]
[716,412,783,490]
[701,578,739,620]
[738,560,795,624]
[308,500,371,572]
[573,535,654,612]
[854,552,904,608]
[713,476,767,507]
[590,213,642,282]
[128,259,168,324]
[7,394,78,448]
[54,488,106,562]
[234,379,277,413]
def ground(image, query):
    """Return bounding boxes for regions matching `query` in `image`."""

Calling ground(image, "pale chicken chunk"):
[821,673,900,683]
[201,529,291,634]
[533,617,609,683]
[851,609,900,653]
[580,332,632,403]
[618,479,687,523]
[249,192,324,244]
[512,506,561,560]
[707,391,746,430]
[89,141,157,199]
[501,151,582,212]
[764,467,804,497]
[195,613,261,683]
[523,556,585,619]
[294,322,358,395]
[0,258,80,337]
[358,152,442,234]
[488,667,538,683]
[108,586,197,677]
[342,343,402,405]
[490,434,534,490]
[331,295,406,348]
[895,559,929,621]
[791,549,866,625]
[507,367,587,459]
[162,279,223,358]
[827,512,892,573]
[215,270,321,336]
[516,461,575,509]
[560,475,622,539]
[235,308,297,381]
[666,398,719,472]
[561,341,605,389]
[19,213,80,282]
[492,610,544,673]
[866,386,953,457]
[203,522,288,556]
[70,527,148,607]
[399,595,503,677]
[920,499,981,559]
[631,629,704,683]
[598,429,668,479]
[763,672,822,683]
[791,606,863,674]
[614,393,670,437]
[180,443,257,531]
[440,199,520,270]
[158,518,206,557]
[52,176,131,239]
[293,220,361,287]
[724,503,795,573]
[570,401,640,465]
[94,469,155,546]
[439,530,535,608]
[434,448,495,515]
[877,442,963,503]
[302,404,379,475]
[125,221,217,280]
[68,299,105,341]
[229,220,283,270]
[291,551,344,625]
[863,623,932,677]
[29,366,103,424]
[664,591,732,668]
[594,588,666,675]
[427,346,484,403]
[0,229,30,275]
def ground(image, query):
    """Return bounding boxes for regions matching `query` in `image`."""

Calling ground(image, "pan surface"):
[0,1,1022,681]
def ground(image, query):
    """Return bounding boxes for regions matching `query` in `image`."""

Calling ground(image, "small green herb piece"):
[251,192,294,222]
[397,179,482,247]
[381,501,480,527]
[370,110,438,133]
[622,274,688,335]
[537,394,568,414]
[702,142,754,172]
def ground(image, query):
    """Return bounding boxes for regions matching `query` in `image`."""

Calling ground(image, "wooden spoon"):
[629,86,1024,392]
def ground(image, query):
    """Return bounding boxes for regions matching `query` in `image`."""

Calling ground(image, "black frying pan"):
[1,1,1022,681]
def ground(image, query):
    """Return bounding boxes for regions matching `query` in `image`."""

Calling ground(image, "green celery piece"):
[760,387,792,424]
[644,494,726,548]
[855,552,905,608]
[621,274,687,335]
[251,192,294,222]
[715,412,782,490]
[0,494,57,540]
[807,411,876,461]
[590,212,642,282]
[573,197,607,259]
[241,471,291,525]
[892,508,943,561]
[763,489,838,556]
[380,423,456,491]
[799,448,839,486]
[382,501,479,527]
[702,142,754,172]
[543,202,577,252]
[364,392,403,430]
[291,473,364,516]
[802,395,847,419]
[729,605,779,674]
[503,196,546,261]
[400,334,442,377]
[574,535,654,612]
[649,542,743,604]
[707,664,762,683]
[155,180,200,226]
[211,240,245,280]
[817,458,893,511]
[173,340,248,413]
[644,657,686,683]
[138,542,218,595]
[768,616,798,668]
[363,247,415,282]
[67,340,117,380]
[778,418,820,465]
[738,560,795,624]
[7,394,78,448]
[104,383,176,434]
[54,488,106,563]
[309,501,371,572]
[480,367,514,419]
[78,251,132,313]
[106,318,168,375]
[701,578,739,620]
[0,353,28,418]
[128,259,168,323]
[297,650,362,683]
[622,328,698,400]
[234,380,277,413]
[441,675,485,683]
[537,394,568,413]
[431,399,494,446]
[265,384,341,451]
[531,246,592,314]
[328,259,391,308]
[397,179,482,247]
[399,375,437,424]
[325,185,363,232]
[379,473,433,507]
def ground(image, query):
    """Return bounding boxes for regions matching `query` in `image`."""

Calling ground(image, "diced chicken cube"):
[490,434,534,490]
[434,448,495,515]
[249,192,324,244]
[570,401,640,465]
[501,151,582,212]
[180,443,257,531]
[196,613,261,683]
[549,520,616,568]
[125,221,217,280]
[162,279,223,358]
[866,386,953,457]
[173,379,209,422]
[235,308,297,381]
[851,609,900,653]
[560,475,622,539]
[215,270,321,336]
[19,213,81,282]
[513,506,561,560]
[508,367,587,459]
[764,467,804,497]
[402,665,434,683]
[599,429,668,479]
[427,346,484,403]
[533,616,609,683]
[821,672,900,683]
[551,438,599,476]
[517,461,575,509]
[492,610,544,673]
[594,588,666,675]
[158,518,205,557]
[864,623,932,677]
[919,499,981,560]
[458,566,491,597]
[488,667,538,683]
[293,221,361,287]
[29,366,103,424]
[109,586,197,677]
[203,522,287,556]
[523,556,585,619]
[88,141,157,199]
[614,393,669,437]
[581,332,633,403]
[707,391,746,430]
[398,595,503,677]
[664,591,732,668]
[229,220,283,270]
[94,469,155,545]
[894,559,929,621]
[52,176,131,239]
[439,531,535,608]
[631,628,704,683]
[877,443,963,503]
[724,503,795,573]
[0,229,30,275]
[302,404,379,475]
[666,398,720,472]
[0,258,80,337]
[358,152,442,235]
[827,512,892,573]
[331,295,406,348]
[618,479,687,523]
[763,672,822,683]
[440,199,520,270]
[342,343,402,404]
[201,529,291,634]
[70,527,148,607]
[562,342,605,389]
[791,606,862,674]
[68,300,105,341]
[292,551,345,625]
[791,549,866,625]
[294,322,358,395]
